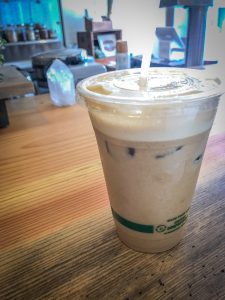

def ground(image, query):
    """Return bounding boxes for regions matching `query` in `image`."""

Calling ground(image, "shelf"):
[5,39,60,47]
[77,30,122,58]
[3,39,62,63]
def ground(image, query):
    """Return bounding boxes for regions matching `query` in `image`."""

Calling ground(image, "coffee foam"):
[77,68,222,141]
[90,99,218,142]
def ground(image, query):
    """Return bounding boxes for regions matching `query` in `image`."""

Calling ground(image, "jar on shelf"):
[33,24,41,40]
[0,26,3,39]
[26,24,35,41]
[39,26,48,39]
[48,29,57,39]
[34,29,40,40]
[5,24,18,43]
[17,24,27,42]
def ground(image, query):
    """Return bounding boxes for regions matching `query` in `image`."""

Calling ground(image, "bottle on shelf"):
[116,40,130,70]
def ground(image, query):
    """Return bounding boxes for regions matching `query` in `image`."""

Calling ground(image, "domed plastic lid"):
[77,68,223,106]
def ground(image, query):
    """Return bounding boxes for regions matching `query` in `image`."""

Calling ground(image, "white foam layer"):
[77,68,222,141]
[90,99,218,141]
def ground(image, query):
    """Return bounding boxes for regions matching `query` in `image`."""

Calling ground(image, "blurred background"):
[0,0,225,66]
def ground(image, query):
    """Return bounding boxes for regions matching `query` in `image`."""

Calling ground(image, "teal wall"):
[218,8,225,30]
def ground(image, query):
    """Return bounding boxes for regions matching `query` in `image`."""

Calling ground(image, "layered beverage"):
[77,68,223,252]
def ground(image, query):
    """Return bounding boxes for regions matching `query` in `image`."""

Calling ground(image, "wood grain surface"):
[0,66,34,99]
[0,94,225,300]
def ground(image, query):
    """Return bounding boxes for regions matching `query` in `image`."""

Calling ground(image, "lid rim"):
[76,68,224,106]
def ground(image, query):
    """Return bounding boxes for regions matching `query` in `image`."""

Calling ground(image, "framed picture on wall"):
[97,33,116,57]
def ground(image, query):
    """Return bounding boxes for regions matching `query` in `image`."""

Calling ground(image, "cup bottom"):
[115,221,184,253]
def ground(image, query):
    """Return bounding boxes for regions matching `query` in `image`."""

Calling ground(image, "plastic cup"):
[76,68,223,253]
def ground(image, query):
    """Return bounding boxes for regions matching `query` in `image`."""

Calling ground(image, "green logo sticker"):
[111,207,189,235]
[111,208,154,233]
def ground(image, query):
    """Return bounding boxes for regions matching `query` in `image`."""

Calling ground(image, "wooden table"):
[0,66,34,99]
[0,65,34,127]
[0,94,225,300]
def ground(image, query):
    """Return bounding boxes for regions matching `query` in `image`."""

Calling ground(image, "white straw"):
[139,0,161,87]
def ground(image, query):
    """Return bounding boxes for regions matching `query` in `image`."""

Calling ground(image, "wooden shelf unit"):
[77,29,122,58]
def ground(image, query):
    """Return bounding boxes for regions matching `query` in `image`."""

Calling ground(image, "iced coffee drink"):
[77,68,222,253]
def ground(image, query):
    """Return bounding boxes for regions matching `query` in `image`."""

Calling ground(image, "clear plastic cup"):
[76,68,223,253]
